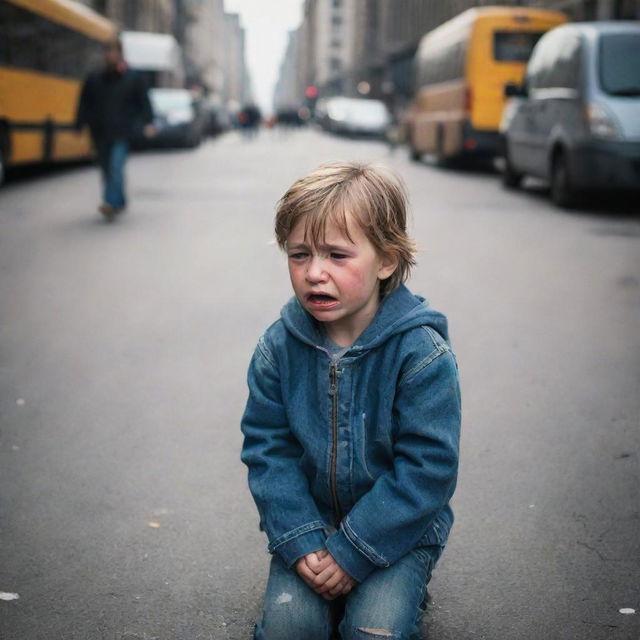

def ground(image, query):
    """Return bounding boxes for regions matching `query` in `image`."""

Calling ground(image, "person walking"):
[75,38,154,221]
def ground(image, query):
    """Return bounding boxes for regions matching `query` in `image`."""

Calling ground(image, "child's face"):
[286,213,397,345]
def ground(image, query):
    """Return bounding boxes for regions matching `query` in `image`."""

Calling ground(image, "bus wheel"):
[550,151,577,208]
[435,127,448,167]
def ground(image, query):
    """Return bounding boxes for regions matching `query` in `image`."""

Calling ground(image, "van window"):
[493,31,544,61]
[525,30,562,89]
[546,35,581,89]
[526,29,581,90]
[599,33,640,96]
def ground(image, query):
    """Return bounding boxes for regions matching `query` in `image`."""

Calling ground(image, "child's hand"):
[296,551,356,600]
[295,550,327,590]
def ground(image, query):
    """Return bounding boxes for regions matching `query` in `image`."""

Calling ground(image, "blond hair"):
[275,162,416,296]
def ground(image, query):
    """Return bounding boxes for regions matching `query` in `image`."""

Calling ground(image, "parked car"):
[135,88,207,149]
[500,21,640,207]
[317,97,391,138]
[201,95,231,136]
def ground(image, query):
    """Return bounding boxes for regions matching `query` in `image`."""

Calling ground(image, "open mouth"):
[307,293,339,307]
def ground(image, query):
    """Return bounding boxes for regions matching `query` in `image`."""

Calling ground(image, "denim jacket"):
[241,284,461,582]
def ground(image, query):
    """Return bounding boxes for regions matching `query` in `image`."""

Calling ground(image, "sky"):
[224,0,305,114]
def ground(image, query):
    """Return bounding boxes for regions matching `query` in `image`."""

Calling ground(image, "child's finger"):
[314,554,336,573]
[328,577,349,596]
[296,560,319,585]
[316,569,345,593]
[312,564,339,588]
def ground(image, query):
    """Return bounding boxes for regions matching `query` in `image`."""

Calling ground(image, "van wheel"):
[502,151,522,189]
[550,152,577,208]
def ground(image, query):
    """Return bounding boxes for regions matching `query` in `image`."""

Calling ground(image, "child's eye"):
[289,252,308,260]
[331,252,348,260]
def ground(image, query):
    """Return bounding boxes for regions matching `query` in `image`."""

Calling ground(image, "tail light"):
[584,103,620,140]
[465,86,473,113]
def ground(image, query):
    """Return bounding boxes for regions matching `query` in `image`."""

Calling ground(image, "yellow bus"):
[0,0,116,184]
[406,6,567,165]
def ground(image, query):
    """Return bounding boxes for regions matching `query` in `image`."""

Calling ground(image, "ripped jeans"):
[254,544,443,640]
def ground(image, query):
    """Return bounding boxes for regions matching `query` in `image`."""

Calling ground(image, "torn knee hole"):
[357,628,394,638]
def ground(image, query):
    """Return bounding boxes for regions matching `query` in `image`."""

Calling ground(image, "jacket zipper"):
[329,362,343,527]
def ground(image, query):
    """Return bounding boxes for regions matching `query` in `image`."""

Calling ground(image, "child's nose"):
[306,256,328,282]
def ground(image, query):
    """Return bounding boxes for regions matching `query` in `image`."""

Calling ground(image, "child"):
[241,162,461,640]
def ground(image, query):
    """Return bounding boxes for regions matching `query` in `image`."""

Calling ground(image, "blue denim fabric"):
[255,544,443,640]
[95,139,128,209]
[241,284,461,582]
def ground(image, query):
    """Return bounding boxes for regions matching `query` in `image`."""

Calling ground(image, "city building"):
[77,0,174,33]
[274,0,639,111]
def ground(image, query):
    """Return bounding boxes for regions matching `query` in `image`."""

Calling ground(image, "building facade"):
[79,0,174,33]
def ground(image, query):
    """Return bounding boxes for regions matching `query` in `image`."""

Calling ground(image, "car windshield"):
[494,31,544,62]
[346,100,388,124]
[599,33,640,96]
[150,90,193,112]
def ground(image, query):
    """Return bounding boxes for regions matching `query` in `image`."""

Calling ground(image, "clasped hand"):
[295,549,356,600]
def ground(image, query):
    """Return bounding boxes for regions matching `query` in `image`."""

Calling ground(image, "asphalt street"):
[0,129,638,640]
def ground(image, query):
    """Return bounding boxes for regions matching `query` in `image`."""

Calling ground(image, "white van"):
[501,22,640,207]
[121,31,185,89]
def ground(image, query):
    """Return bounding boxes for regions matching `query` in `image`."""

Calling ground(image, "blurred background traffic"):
[1,0,638,206]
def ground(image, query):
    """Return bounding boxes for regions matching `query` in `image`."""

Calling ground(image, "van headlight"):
[585,103,620,140]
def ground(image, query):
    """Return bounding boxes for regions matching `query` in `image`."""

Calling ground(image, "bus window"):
[494,32,545,62]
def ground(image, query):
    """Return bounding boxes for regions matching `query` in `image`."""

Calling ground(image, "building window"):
[333,0,342,6]
[331,15,342,26]
[330,57,341,72]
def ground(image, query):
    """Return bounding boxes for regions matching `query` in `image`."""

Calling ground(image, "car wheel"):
[550,152,577,208]
[502,150,523,189]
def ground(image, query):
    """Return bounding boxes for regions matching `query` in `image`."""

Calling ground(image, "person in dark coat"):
[75,38,154,221]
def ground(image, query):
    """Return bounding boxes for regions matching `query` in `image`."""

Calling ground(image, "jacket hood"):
[280,284,449,352]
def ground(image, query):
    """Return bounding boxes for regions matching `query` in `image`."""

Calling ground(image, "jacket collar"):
[280,284,449,353]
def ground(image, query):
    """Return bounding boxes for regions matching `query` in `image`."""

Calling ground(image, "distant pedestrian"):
[238,104,262,140]
[241,162,461,639]
[75,38,155,221]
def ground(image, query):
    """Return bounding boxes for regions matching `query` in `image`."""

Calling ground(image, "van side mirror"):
[505,83,528,98]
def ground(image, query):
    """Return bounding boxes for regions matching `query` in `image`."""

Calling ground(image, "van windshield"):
[494,31,544,62]
[599,33,640,96]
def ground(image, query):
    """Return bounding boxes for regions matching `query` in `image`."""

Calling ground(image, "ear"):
[377,252,399,281]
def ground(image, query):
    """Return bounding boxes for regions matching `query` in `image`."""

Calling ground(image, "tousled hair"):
[275,162,416,296]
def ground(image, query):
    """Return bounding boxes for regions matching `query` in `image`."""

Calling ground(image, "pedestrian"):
[241,162,462,639]
[75,38,154,222]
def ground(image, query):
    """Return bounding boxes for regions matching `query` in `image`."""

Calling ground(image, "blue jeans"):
[95,139,128,209]
[255,545,443,640]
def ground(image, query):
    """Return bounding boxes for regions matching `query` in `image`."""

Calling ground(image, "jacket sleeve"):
[135,74,154,125]
[75,77,90,131]
[325,342,461,582]
[240,337,328,567]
